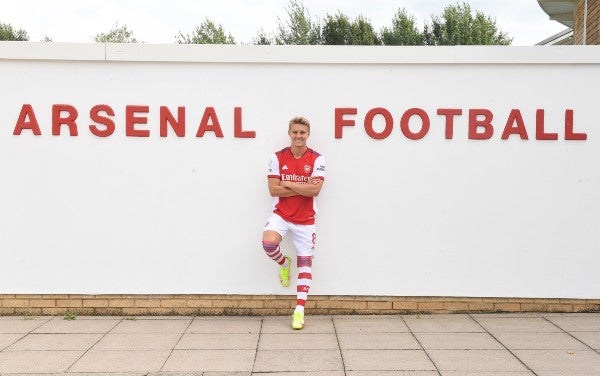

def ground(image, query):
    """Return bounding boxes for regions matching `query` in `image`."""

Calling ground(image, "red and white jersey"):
[268,147,326,225]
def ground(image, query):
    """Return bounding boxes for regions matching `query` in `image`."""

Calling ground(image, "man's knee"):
[262,241,279,252]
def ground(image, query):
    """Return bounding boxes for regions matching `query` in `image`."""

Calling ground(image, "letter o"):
[364,108,393,140]
[401,108,430,140]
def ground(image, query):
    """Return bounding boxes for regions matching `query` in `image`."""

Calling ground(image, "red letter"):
[501,109,529,140]
[13,104,41,135]
[160,106,185,137]
[400,108,430,140]
[437,108,462,139]
[564,109,587,140]
[196,107,224,137]
[468,109,494,140]
[126,105,150,137]
[334,108,357,139]
[535,109,558,140]
[364,108,393,140]
[89,105,115,137]
[52,104,78,136]
[234,107,255,138]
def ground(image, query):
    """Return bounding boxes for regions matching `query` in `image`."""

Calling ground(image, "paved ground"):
[0,313,599,375]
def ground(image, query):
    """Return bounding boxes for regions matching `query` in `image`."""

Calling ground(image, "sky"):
[1,0,569,45]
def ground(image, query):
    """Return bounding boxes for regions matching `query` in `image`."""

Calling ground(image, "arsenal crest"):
[304,165,311,174]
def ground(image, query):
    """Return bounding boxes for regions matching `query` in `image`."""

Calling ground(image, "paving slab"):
[0,333,23,349]
[472,313,543,318]
[439,372,534,376]
[473,317,562,333]
[347,372,438,376]
[93,333,182,350]
[258,333,338,350]
[492,332,590,350]
[261,316,335,334]
[0,350,84,373]
[544,315,600,332]
[337,332,420,350]
[69,349,171,373]
[404,315,484,333]
[253,349,343,372]
[111,319,191,334]
[5,333,103,351]
[0,317,51,333]
[569,331,600,350]
[512,349,600,374]
[427,349,530,372]
[252,372,343,376]
[343,349,434,371]
[333,316,409,333]
[176,333,259,350]
[186,317,262,334]
[161,349,255,372]
[415,332,504,350]
[33,317,120,334]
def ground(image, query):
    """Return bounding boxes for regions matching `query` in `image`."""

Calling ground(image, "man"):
[262,116,325,330]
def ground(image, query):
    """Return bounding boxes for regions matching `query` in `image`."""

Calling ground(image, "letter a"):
[13,104,42,135]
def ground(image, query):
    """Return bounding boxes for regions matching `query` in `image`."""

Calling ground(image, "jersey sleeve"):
[312,155,325,180]
[268,153,280,179]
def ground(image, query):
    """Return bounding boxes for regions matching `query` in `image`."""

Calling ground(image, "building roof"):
[536,28,574,45]
[537,0,576,28]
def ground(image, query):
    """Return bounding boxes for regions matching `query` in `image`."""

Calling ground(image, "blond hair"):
[288,116,310,132]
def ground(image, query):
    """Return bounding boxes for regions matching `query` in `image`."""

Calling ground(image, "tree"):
[425,2,512,45]
[380,8,424,46]
[275,0,321,45]
[321,13,352,45]
[350,16,380,45]
[0,22,29,41]
[177,19,235,44]
[253,29,273,45]
[94,24,138,43]
[321,13,380,45]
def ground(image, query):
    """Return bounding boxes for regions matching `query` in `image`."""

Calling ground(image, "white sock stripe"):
[298,279,312,286]
[297,292,308,300]
[266,248,281,256]
[298,266,312,273]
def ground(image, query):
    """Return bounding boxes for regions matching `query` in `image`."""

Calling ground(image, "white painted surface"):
[0,43,598,297]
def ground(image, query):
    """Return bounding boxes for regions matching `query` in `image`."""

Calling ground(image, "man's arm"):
[268,178,299,197]
[281,177,324,197]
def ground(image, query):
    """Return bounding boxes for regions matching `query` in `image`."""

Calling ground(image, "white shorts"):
[264,213,316,257]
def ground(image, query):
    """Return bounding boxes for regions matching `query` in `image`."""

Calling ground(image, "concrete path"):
[0,313,599,375]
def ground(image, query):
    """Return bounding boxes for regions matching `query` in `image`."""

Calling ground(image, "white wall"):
[1,43,599,298]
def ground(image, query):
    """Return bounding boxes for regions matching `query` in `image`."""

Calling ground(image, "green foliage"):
[0,22,29,41]
[322,13,352,45]
[275,0,321,45]
[63,311,76,320]
[350,16,380,45]
[94,23,138,43]
[380,8,424,46]
[253,29,273,45]
[177,19,235,44]
[322,13,380,45]
[425,2,512,45]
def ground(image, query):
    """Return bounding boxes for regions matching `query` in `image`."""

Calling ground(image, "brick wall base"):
[1,295,598,316]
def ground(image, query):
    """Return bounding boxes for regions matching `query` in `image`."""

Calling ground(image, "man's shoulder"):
[274,147,290,157]
[306,148,323,158]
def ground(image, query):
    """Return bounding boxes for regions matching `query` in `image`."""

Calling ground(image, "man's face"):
[289,123,310,148]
